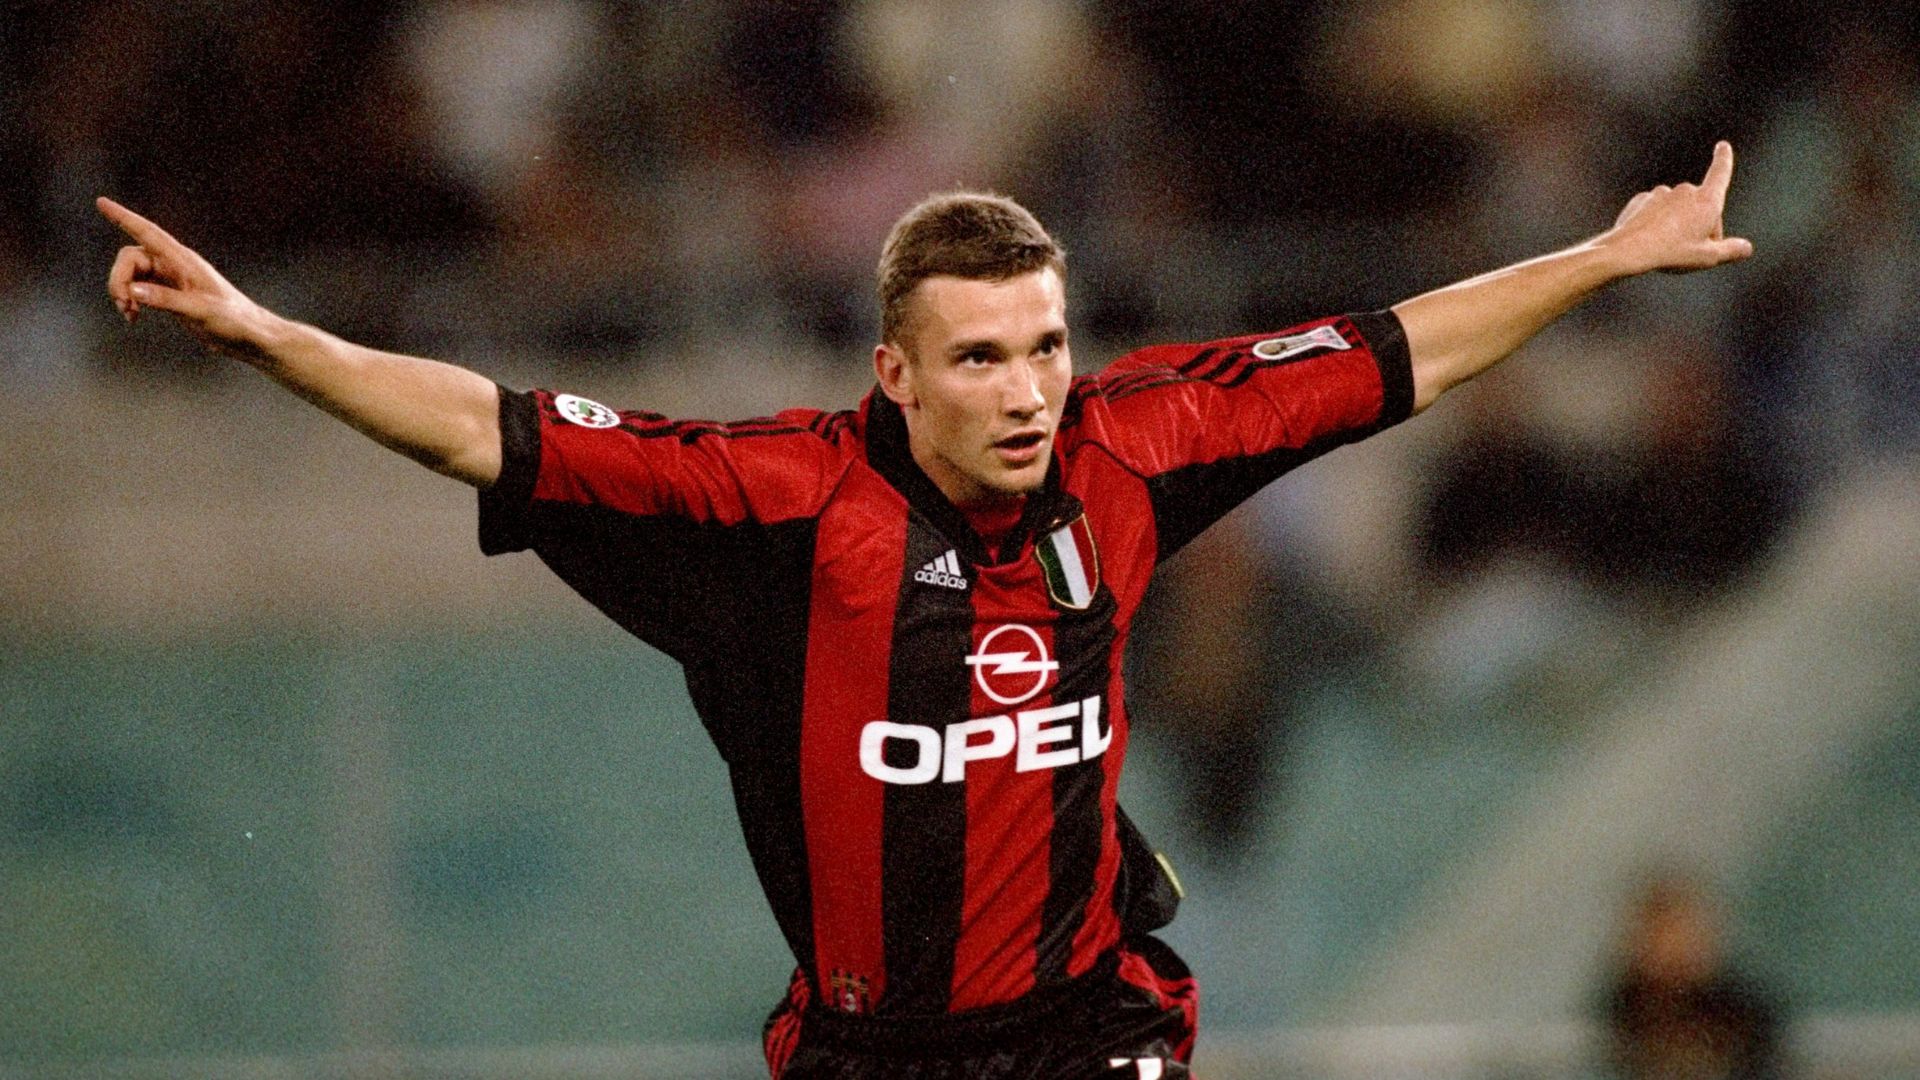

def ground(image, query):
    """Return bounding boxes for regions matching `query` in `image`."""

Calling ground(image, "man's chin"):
[983,464,1048,498]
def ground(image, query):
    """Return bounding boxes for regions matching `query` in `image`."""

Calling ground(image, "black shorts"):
[762,936,1199,1079]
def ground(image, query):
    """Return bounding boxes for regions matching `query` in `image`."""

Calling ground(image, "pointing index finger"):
[95,196,185,254]
[1702,140,1735,203]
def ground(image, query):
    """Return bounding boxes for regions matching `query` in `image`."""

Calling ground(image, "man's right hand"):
[100,196,279,359]
[98,195,503,486]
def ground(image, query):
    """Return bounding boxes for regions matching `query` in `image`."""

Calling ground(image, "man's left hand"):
[1599,141,1754,276]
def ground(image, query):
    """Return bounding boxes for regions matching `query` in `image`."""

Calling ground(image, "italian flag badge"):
[1035,514,1099,610]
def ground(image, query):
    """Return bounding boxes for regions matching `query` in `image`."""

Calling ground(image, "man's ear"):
[875,342,916,408]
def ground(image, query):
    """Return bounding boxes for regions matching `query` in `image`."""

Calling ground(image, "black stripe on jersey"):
[878,514,975,1014]
[1213,359,1279,390]
[1202,317,1389,390]
[611,422,813,444]
[1175,347,1222,375]
[1200,344,1346,391]
[1099,372,1194,404]
[1347,310,1415,424]
[681,523,820,984]
[808,412,838,437]
[1034,580,1118,985]
[820,411,857,444]
[480,386,543,555]
[1214,352,1316,390]
[1070,369,1175,416]
[494,496,826,977]
[1147,444,1319,560]
[1190,349,1248,385]
[675,426,812,444]
[1099,366,1182,399]
[539,402,805,440]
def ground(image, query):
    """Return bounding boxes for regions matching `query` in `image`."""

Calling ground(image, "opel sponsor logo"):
[859,696,1111,785]
[965,624,1057,706]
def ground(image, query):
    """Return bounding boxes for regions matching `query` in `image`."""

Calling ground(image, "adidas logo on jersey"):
[914,550,969,590]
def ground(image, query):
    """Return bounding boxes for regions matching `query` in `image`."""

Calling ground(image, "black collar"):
[862,389,1080,567]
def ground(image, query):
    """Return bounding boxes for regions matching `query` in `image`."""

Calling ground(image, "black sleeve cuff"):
[478,385,542,555]
[1348,308,1414,429]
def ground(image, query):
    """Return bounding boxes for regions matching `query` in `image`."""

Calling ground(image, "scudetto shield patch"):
[1035,513,1099,611]
[554,393,620,429]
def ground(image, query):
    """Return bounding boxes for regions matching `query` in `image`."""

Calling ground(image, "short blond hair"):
[876,192,1065,344]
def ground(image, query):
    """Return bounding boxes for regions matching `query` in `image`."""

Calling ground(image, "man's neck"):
[904,425,1028,555]
[906,428,1010,513]
[962,497,1026,559]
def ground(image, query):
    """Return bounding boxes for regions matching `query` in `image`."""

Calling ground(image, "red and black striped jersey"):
[478,310,1413,1017]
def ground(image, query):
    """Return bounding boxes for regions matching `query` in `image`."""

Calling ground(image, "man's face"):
[877,267,1071,508]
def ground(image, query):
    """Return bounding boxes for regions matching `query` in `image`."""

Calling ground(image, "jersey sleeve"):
[478,387,844,662]
[1074,309,1413,560]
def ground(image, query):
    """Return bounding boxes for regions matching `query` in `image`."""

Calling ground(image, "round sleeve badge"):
[554,393,621,429]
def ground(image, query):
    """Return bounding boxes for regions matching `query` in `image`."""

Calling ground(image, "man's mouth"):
[993,430,1047,464]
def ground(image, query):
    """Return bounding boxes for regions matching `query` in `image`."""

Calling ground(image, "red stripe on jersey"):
[948,582,1058,1010]
[762,970,810,1077]
[1116,942,1200,1061]
[800,486,909,1008]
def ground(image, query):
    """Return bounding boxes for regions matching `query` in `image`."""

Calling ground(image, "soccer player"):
[99,141,1750,1079]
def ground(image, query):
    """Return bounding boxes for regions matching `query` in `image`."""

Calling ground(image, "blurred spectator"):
[766,0,1100,349]
[401,0,605,203]
[1415,323,1789,612]
[0,217,95,394]
[1389,318,1793,714]
[1734,17,1920,482]
[1547,0,1715,112]
[1601,872,1785,1080]
[1127,508,1378,862]
[10,0,488,370]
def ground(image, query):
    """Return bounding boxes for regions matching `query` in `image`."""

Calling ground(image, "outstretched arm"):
[1395,141,1753,413]
[99,197,503,487]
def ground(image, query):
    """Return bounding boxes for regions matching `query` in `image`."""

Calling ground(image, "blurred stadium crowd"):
[4,0,1918,855]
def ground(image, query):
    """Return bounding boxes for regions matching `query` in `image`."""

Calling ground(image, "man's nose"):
[1004,358,1046,416]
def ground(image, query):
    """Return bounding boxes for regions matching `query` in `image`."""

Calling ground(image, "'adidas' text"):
[914,550,968,590]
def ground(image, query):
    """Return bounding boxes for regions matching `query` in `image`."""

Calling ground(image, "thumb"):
[1714,236,1755,263]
